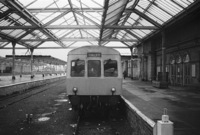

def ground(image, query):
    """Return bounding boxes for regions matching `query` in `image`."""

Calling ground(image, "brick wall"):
[122,97,156,135]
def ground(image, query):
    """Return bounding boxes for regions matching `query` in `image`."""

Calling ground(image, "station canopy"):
[0,0,198,53]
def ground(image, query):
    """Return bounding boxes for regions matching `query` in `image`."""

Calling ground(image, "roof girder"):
[2,0,66,48]
[0,25,157,30]
[0,38,138,42]
[126,8,161,28]
[68,0,83,38]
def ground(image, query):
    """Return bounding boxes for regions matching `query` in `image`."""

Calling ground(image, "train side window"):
[88,60,101,77]
[104,60,118,77]
[71,60,85,77]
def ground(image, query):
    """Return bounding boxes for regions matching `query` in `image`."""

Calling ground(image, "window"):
[88,60,101,77]
[71,60,85,77]
[104,60,118,77]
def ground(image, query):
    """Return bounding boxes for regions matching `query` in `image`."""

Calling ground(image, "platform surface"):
[0,74,64,87]
[122,78,200,135]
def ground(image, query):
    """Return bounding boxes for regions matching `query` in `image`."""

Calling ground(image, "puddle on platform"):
[70,124,77,128]
[55,99,68,102]
[58,94,66,98]
[38,117,50,122]
[54,103,62,106]
[41,111,56,117]
[60,92,67,95]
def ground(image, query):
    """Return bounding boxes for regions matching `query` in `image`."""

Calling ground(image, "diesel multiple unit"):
[66,46,122,110]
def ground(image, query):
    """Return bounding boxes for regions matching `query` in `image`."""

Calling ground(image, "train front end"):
[66,46,122,110]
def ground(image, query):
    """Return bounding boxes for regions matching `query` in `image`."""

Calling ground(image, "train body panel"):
[67,78,122,95]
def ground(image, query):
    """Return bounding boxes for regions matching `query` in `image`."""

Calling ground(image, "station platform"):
[122,78,200,135]
[0,74,64,87]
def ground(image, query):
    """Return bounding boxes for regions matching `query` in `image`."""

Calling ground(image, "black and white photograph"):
[0,0,200,134]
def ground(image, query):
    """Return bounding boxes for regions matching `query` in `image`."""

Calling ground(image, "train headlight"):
[73,87,78,95]
[111,87,116,95]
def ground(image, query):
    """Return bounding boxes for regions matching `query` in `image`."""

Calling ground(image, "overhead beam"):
[43,10,71,26]
[0,25,157,29]
[4,0,66,48]
[99,0,109,45]
[0,38,138,42]
[74,10,101,27]
[27,8,103,13]
[0,46,129,49]
[114,0,139,39]
[126,9,161,28]
[0,9,13,19]
[68,0,83,38]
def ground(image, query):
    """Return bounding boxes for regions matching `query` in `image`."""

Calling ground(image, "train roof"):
[68,46,120,55]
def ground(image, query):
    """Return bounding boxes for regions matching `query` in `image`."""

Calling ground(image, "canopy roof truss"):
[0,0,199,50]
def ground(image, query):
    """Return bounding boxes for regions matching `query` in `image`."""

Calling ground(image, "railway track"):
[0,79,65,110]
[72,100,134,135]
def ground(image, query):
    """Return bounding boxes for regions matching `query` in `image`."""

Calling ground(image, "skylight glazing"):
[0,0,197,52]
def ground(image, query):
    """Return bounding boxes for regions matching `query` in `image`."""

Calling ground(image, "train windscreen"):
[104,60,118,77]
[71,60,85,77]
[88,60,101,77]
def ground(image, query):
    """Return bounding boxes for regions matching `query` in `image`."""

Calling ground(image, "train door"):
[175,55,182,86]
[183,54,190,86]
[169,56,175,85]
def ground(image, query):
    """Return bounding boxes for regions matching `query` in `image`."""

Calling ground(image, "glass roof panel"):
[106,6,124,21]
[74,0,104,8]
[34,12,62,24]
[83,12,102,25]
[126,0,136,8]
[1,30,13,36]
[117,30,138,40]
[50,30,71,37]
[148,5,172,22]
[129,29,144,38]
[24,41,41,46]
[0,3,9,12]
[155,0,182,15]
[22,34,34,39]
[0,19,12,26]
[138,18,154,26]
[33,30,48,39]
[105,42,127,47]
[51,14,74,25]
[64,30,80,38]
[9,29,26,38]
[136,0,150,11]
[62,41,76,47]
[145,11,164,25]
[85,30,99,37]
[21,0,68,9]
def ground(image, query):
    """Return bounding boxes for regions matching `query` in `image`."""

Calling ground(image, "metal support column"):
[42,61,45,77]
[55,64,57,75]
[141,43,145,81]
[161,31,166,82]
[20,64,23,77]
[12,42,16,80]
[130,47,134,79]
[30,48,34,79]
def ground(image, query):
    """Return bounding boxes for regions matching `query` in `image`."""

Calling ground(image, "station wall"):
[136,8,200,89]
